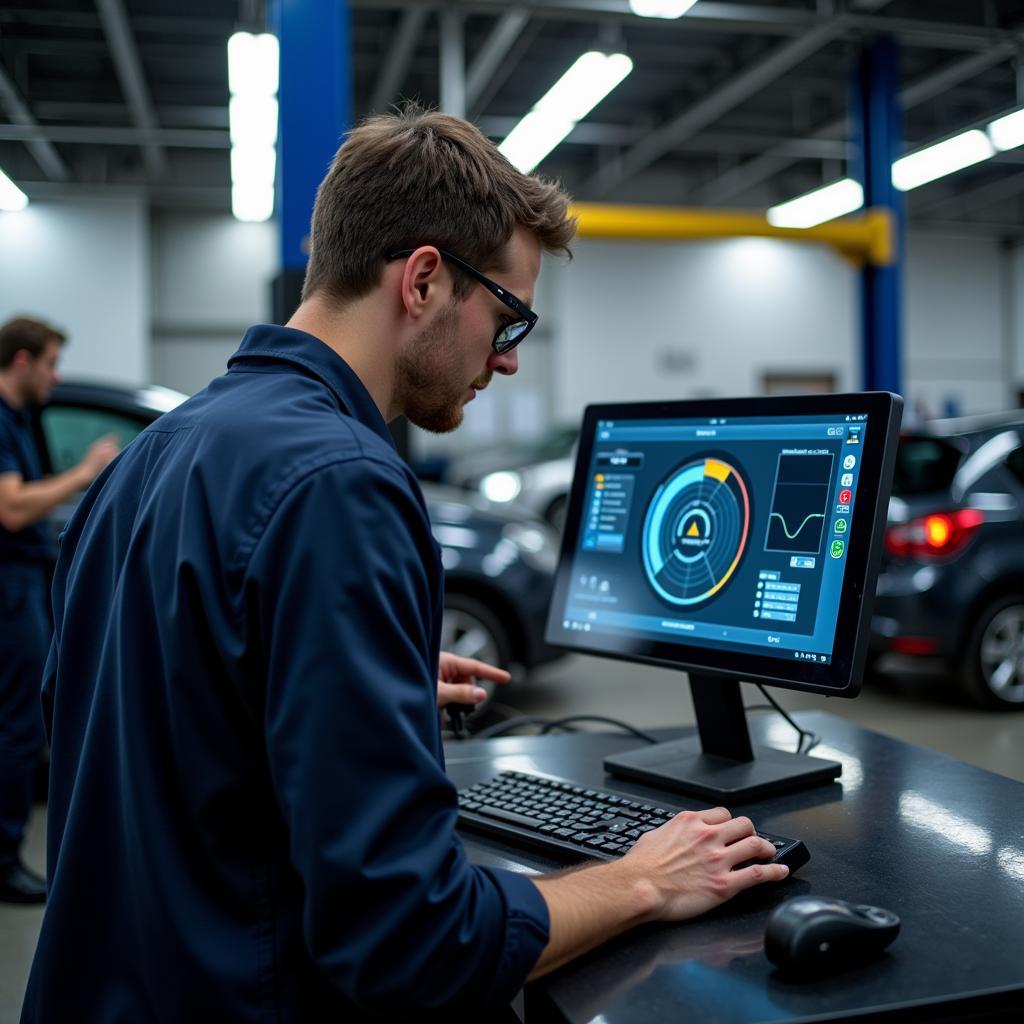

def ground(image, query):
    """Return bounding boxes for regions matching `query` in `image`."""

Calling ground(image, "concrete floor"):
[1,654,1021,1022]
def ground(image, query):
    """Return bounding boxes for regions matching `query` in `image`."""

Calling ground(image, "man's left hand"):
[436,651,511,709]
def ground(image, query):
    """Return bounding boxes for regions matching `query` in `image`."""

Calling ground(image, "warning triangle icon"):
[686,520,701,538]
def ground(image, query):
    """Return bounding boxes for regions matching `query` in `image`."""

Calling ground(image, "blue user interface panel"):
[559,412,869,665]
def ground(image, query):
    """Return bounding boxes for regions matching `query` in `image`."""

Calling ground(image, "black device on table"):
[456,393,902,866]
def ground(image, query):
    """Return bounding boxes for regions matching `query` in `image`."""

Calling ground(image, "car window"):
[891,437,963,497]
[1005,445,1024,488]
[41,405,147,474]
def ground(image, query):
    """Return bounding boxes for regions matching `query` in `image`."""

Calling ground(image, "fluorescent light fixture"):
[987,107,1024,152]
[499,51,633,172]
[228,32,279,223]
[229,95,278,147]
[232,182,275,223]
[227,32,279,97]
[630,0,700,17]
[892,129,994,191]
[231,145,276,188]
[0,166,28,211]
[767,177,864,228]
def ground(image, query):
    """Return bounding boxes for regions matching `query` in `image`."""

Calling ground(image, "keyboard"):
[456,770,809,872]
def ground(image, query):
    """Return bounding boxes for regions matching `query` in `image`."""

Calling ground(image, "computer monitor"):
[545,392,903,801]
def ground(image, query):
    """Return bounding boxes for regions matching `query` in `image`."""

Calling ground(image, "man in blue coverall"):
[22,108,789,1021]
[0,317,118,904]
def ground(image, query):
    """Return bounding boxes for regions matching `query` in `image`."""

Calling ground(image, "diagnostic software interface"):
[559,411,870,666]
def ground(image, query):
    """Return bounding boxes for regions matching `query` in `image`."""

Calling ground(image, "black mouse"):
[765,896,900,972]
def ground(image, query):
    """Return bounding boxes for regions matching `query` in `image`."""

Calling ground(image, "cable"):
[538,716,658,744]
[473,714,657,743]
[751,685,821,754]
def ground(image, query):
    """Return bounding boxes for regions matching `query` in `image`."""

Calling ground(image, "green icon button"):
[830,539,845,558]
[834,518,848,534]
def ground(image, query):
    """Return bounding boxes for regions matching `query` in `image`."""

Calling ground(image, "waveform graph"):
[764,453,835,555]
[642,457,751,608]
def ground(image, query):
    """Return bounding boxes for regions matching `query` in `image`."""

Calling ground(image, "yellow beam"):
[571,202,896,267]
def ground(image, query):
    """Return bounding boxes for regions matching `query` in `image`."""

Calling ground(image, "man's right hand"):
[529,805,788,979]
[620,806,788,923]
[79,434,120,482]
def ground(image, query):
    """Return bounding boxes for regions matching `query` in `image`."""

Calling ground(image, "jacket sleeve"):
[244,456,549,1015]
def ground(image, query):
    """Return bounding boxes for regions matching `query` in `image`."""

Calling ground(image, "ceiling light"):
[228,31,279,223]
[892,129,994,191]
[630,0,700,17]
[987,107,1024,152]
[227,32,279,97]
[232,183,275,223]
[499,51,633,172]
[0,166,28,211]
[766,178,864,228]
[228,95,278,147]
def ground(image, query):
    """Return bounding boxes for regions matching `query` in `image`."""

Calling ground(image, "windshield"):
[892,436,963,498]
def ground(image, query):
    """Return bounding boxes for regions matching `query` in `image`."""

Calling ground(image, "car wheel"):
[440,593,513,716]
[961,596,1024,710]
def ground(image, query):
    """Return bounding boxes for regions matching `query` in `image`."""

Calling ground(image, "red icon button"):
[839,488,852,504]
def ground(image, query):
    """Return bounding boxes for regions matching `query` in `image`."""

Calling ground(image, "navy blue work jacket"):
[0,393,50,563]
[21,325,549,1023]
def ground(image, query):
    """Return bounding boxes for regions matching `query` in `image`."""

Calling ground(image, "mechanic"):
[0,316,117,904]
[21,108,788,1021]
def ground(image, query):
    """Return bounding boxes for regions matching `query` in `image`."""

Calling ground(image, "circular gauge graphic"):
[642,457,751,607]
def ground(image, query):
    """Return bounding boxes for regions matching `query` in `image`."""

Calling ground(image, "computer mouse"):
[764,896,900,972]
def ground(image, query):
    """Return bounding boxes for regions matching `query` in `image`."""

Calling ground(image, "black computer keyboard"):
[456,770,809,872]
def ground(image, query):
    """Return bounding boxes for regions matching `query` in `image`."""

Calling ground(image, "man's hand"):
[621,806,788,922]
[78,434,120,482]
[529,806,788,979]
[436,651,510,709]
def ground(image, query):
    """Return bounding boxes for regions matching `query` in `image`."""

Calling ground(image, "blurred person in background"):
[0,316,118,903]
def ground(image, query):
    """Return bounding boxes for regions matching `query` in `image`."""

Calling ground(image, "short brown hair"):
[0,316,66,369]
[301,105,576,304]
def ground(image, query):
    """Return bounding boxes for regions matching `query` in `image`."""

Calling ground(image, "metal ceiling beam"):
[915,168,1024,219]
[351,2,1021,49]
[0,124,228,149]
[584,17,847,198]
[0,59,70,181]
[694,45,1018,206]
[466,9,530,111]
[95,0,168,180]
[478,114,850,158]
[33,101,229,129]
[440,10,467,117]
[368,8,429,113]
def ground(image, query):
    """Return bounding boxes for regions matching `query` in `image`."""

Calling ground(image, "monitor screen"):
[546,393,902,695]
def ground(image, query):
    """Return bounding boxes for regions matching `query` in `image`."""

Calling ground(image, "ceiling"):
[4,1,1024,235]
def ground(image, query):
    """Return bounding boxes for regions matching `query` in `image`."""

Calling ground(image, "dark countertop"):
[446,711,1024,1023]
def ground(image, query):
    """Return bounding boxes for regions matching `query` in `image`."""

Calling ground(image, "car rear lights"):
[884,508,985,560]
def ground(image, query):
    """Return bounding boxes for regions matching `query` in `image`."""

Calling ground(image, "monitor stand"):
[603,674,842,802]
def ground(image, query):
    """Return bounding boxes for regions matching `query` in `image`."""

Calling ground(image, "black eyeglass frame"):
[387,247,538,354]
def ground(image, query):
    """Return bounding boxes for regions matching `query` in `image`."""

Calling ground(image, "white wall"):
[0,199,149,385]
[150,212,277,395]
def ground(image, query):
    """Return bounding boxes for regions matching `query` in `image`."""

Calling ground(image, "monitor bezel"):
[544,391,903,697]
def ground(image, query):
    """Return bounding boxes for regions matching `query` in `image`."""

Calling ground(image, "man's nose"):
[488,348,519,376]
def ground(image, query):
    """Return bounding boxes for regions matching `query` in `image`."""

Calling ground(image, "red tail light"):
[884,508,985,560]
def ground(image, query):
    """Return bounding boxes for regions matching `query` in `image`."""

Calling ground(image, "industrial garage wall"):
[150,212,277,395]
[0,199,149,386]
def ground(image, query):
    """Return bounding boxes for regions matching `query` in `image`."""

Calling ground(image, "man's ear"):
[10,349,32,372]
[399,247,448,321]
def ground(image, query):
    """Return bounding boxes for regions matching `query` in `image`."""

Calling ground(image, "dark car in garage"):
[871,412,1024,709]
[32,381,562,704]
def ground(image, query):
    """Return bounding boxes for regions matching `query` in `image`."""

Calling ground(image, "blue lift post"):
[854,37,904,397]
[272,0,352,321]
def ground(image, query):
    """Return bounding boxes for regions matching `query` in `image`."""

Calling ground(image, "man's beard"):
[396,301,491,434]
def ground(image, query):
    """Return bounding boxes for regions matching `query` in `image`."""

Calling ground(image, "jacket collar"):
[228,324,394,449]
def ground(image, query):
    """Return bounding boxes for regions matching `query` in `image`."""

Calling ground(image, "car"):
[32,380,563,708]
[445,424,578,531]
[870,411,1024,709]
